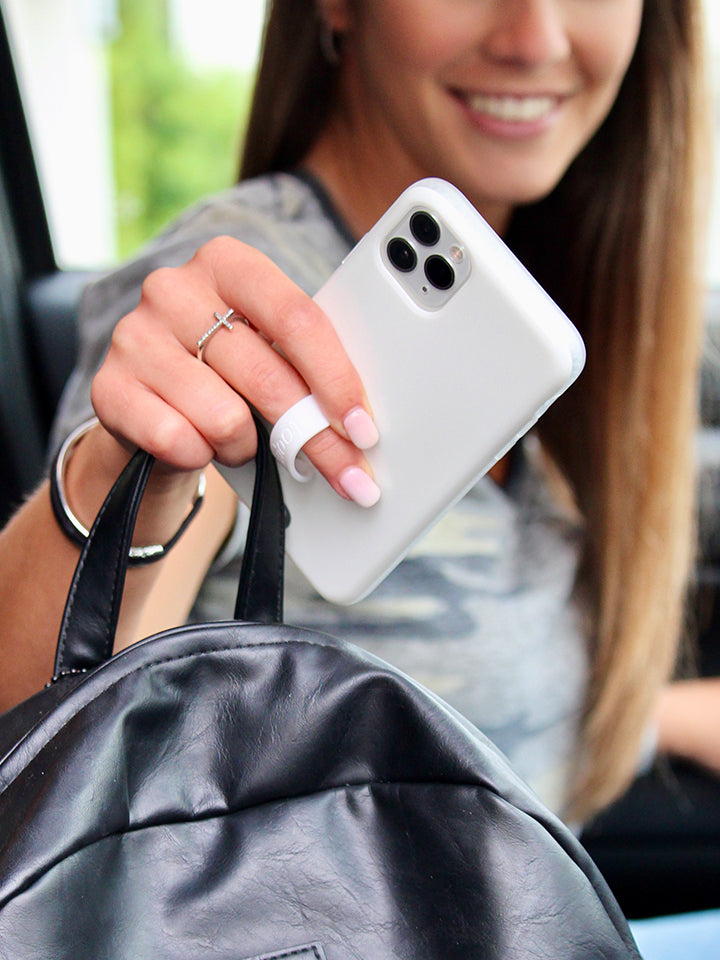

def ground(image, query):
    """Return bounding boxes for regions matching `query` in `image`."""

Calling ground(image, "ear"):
[316,0,351,33]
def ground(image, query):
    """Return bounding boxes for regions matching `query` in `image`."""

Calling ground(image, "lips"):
[464,93,559,123]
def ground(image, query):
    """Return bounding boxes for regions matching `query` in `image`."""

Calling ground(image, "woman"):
[0,0,715,825]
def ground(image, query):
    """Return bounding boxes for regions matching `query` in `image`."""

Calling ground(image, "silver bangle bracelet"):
[50,417,206,564]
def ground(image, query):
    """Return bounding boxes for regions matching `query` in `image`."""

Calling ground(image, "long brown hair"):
[240,0,335,180]
[242,0,711,821]
[509,0,710,819]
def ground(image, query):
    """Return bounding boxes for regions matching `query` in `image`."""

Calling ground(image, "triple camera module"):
[383,209,470,310]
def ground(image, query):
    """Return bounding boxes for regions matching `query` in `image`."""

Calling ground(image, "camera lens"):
[424,255,455,290]
[387,237,417,272]
[410,211,440,246]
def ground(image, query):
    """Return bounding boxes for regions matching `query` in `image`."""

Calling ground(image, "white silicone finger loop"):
[270,395,331,482]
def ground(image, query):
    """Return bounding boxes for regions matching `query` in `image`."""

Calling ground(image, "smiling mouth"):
[464,93,559,123]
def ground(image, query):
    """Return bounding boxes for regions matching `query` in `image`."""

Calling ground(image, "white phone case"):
[219,178,585,605]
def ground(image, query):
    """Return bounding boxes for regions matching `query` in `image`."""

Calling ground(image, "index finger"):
[193,238,374,442]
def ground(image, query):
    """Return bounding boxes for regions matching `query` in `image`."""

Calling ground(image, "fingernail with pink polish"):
[343,407,379,450]
[339,466,381,508]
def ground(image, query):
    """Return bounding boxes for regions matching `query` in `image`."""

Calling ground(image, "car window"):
[2,0,264,269]
[3,0,720,280]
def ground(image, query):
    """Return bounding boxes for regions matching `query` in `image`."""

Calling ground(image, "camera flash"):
[449,244,464,264]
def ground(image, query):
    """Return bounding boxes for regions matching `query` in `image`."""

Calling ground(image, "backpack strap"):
[53,415,285,677]
[233,412,286,625]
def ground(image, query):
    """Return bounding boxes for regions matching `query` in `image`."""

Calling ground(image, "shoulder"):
[85,172,352,315]
[152,172,353,292]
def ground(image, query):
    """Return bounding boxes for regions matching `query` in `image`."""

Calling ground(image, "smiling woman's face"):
[328,0,644,229]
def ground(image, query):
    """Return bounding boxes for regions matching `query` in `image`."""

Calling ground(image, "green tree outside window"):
[110,0,255,257]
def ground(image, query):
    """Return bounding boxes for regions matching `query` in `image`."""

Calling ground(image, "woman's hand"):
[0,235,384,695]
[0,235,383,701]
[91,236,380,505]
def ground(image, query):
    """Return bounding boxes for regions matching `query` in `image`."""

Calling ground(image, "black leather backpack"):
[0,422,641,959]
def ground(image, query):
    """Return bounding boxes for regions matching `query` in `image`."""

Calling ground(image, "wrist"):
[58,419,205,558]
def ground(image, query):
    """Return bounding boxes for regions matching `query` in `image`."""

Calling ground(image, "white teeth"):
[467,94,556,122]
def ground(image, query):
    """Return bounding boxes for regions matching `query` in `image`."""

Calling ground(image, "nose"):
[481,0,572,67]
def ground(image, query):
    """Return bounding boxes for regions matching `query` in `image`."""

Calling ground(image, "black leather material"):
[49,437,206,566]
[233,411,285,624]
[53,448,156,676]
[53,414,284,682]
[0,424,641,959]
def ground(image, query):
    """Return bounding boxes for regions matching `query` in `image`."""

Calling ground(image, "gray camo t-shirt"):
[52,172,589,817]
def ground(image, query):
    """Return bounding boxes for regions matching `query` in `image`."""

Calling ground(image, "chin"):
[462,173,567,215]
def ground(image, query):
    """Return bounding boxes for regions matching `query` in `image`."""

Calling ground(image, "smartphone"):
[219,178,585,605]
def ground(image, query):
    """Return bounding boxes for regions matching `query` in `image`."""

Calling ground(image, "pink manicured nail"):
[343,407,379,450]
[339,466,381,508]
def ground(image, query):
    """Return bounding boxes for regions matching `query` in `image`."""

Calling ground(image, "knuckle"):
[139,266,178,307]
[109,311,148,356]
[148,416,193,464]
[207,401,253,449]
[193,235,234,265]
[193,235,256,274]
